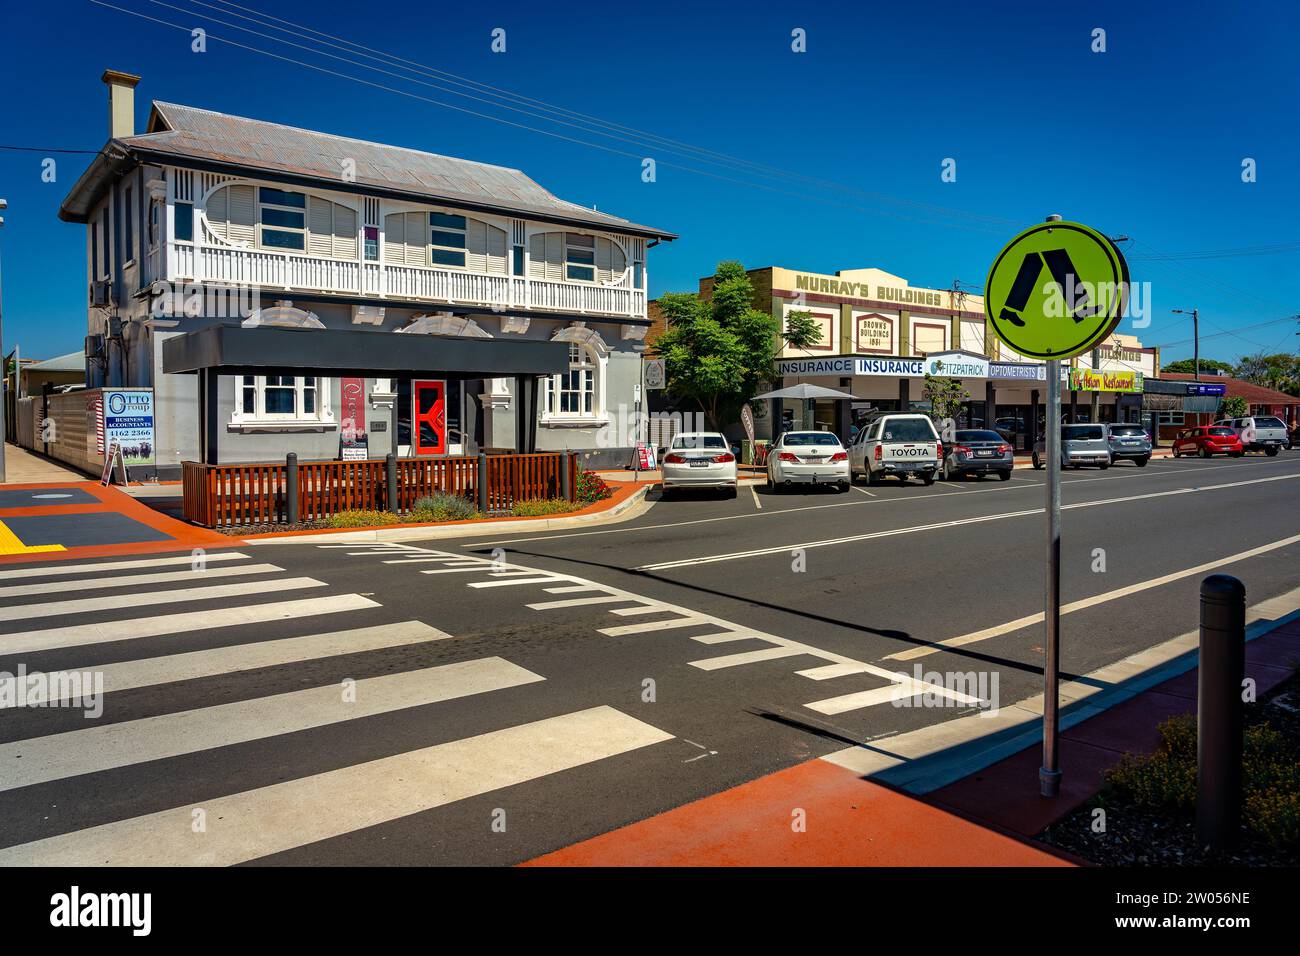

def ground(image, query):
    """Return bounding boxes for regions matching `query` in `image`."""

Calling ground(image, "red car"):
[1172,426,1244,459]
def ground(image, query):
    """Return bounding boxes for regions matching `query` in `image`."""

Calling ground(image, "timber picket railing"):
[182,452,576,527]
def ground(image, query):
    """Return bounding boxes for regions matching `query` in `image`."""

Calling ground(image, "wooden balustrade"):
[182,452,576,528]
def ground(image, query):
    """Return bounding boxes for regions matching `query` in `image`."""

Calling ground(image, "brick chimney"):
[101,69,141,139]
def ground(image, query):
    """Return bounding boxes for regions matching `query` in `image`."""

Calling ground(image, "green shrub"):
[508,497,580,517]
[326,509,399,528]
[406,492,481,523]
[1105,712,1300,847]
[575,467,612,503]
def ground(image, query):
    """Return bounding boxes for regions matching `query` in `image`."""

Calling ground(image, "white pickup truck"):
[850,413,941,486]
[1214,416,1288,456]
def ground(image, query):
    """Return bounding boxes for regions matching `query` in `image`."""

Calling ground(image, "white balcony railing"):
[167,242,646,319]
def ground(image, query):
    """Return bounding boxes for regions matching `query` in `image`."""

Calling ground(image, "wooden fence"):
[182,452,576,528]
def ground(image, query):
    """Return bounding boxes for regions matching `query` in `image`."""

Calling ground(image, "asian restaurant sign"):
[1068,368,1143,393]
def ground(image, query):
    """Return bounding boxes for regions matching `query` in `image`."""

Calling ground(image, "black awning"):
[161,324,569,379]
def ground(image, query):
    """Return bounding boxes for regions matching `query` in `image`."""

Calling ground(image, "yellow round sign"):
[984,221,1129,360]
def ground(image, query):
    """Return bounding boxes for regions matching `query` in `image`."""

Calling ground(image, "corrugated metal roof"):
[24,351,86,373]
[118,102,673,239]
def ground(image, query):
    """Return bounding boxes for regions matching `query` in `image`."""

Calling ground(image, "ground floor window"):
[1156,411,1185,426]
[542,344,599,418]
[232,375,333,427]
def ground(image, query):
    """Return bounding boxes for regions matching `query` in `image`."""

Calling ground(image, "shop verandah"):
[771,353,1144,451]
[162,325,575,527]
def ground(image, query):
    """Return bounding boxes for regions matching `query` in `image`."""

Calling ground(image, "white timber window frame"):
[540,327,610,425]
[257,186,308,252]
[231,374,337,430]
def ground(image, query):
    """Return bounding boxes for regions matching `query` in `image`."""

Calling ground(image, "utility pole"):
[1172,308,1200,380]
[0,197,8,483]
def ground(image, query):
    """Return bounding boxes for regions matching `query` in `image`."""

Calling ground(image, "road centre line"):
[465,457,1300,549]
[884,530,1300,661]
[636,471,1300,571]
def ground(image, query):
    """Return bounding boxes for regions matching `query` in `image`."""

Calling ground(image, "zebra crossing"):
[0,548,676,865]
[318,542,989,715]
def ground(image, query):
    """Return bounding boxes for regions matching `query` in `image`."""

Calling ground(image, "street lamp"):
[1172,308,1201,380]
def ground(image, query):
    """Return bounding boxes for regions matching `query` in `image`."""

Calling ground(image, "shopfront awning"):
[161,324,569,379]
[162,324,570,463]
[751,383,858,401]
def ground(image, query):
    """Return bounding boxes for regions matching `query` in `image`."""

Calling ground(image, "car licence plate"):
[975,450,994,457]
[689,459,709,467]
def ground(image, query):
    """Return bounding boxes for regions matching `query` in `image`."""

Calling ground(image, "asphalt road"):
[1,451,1297,865]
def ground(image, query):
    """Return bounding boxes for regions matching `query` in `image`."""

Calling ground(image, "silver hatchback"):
[1032,423,1112,470]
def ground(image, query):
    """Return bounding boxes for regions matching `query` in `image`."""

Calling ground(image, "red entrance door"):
[413,380,447,455]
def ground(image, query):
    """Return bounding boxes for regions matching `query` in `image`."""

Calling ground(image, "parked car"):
[849,412,940,486]
[1214,416,1288,456]
[941,429,1013,481]
[993,416,1025,443]
[1105,422,1152,467]
[767,431,850,492]
[661,432,738,497]
[1032,423,1111,469]
[1172,426,1244,459]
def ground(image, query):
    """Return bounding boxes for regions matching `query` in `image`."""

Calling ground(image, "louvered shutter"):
[486,223,507,274]
[332,203,358,259]
[529,232,564,280]
[405,212,426,266]
[465,219,488,272]
[595,238,625,283]
[308,197,333,257]
[225,184,256,246]
[206,188,228,241]
[383,212,405,262]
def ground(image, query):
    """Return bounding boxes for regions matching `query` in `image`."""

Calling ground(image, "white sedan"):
[767,431,850,493]
[661,432,738,497]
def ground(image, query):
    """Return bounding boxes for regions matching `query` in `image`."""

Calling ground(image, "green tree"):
[782,310,824,351]
[1219,395,1248,419]
[1162,357,1235,375]
[1235,352,1300,396]
[655,261,780,430]
[922,375,970,431]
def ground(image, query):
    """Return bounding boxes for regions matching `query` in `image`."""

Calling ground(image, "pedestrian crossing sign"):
[984,220,1129,360]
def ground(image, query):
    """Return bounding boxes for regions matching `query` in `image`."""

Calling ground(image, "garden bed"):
[1038,668,1300,866]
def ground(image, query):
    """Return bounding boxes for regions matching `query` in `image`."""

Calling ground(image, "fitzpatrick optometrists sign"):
[984,221,1130,360]
[925,352,989,378]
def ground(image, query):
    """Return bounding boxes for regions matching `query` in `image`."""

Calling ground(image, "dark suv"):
[1105,423,1152,466]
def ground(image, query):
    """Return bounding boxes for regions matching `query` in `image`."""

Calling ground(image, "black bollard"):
[560,451,573,502]
[477,452,489,513]
[285,452,299,524]
[1197,573,1246,853]
[386,453,398,514]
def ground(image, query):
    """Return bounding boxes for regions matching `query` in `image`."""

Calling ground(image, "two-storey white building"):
[60,70,674,477]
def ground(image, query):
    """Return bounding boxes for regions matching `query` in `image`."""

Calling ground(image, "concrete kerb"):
[244,483,654,545]
[822,595,1300,795]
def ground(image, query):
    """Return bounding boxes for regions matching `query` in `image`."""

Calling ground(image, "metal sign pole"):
[1041,357,1063,796]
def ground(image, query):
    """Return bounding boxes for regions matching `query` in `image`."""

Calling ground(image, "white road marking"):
[0,563,281,599]
[750,485,763,510]
[689,646,812,670]
[608,604,671,616]
[29,621,452,703]
[526,595,636,610]
[0,657,543,792]
[599,617,709,636]
[886,530,1300,661]
[420,566,501,575]
[0,594,379,656]
[465,457,1300,547]
[543,584,605,594]
[0,577,328,624]
[806,681,982,715]
[467,576,563,588]
[0,706,672,866]
[0,552,250,580]
[796,662,874,680]
[690,631,763,644]
[638,471,1300,571]
[383,557,478,564]
[852,486,876,497]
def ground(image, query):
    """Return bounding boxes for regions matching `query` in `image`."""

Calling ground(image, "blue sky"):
[2,0,1298,362]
